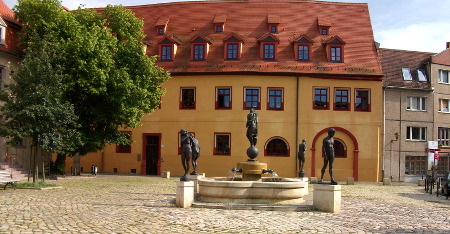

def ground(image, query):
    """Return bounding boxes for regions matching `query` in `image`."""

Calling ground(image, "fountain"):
[198,109,308,204]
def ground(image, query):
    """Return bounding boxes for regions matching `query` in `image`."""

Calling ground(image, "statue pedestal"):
[237,161,267,181]
[313,184,341,213]
[161,171,170,179]
[176,181,194,208]
[297,177,309,195]
[190,174,205,193]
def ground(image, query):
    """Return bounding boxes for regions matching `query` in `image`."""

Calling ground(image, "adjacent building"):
[380,45,450,182]
[0,0,30,173]
[66,0,384,181]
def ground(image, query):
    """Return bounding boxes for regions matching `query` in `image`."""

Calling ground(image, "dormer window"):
[258,33,279,61]
[269,24,278,33]
[224,33,244,60]
[155,17,169,35]
[402,68,413,81]
[325,36,345,63]
[267,14,280,34]
[417,69,427,82]
[318,18,331,36]
[0,17,6,45]
[190,35,212,61]
[158,36,180,62]
[157,27,164,35]
[293,36,313,62]
[215,24,223,33]
[214,15,227,33]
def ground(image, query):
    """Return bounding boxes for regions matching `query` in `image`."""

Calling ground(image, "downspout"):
[398,91,402,181]
[382,87,386,181]
[295,73,299,177]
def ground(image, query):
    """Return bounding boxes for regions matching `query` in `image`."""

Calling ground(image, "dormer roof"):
[213,15,227,24]
[156,17,169,27]
[190,35,212,44]
[224,33,244,43]
[158,35,181,45]
[324,36,346,45]
[257,33,279,43]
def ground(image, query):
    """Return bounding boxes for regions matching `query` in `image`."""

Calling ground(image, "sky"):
[3,0,450,53]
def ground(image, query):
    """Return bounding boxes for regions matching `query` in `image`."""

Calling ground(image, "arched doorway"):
[310,127,359,181]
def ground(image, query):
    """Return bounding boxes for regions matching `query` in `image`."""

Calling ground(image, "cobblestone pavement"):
[1,175,449,233]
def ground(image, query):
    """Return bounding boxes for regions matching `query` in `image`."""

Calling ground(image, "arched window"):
[334,139,347,158]
[265,137,289,156]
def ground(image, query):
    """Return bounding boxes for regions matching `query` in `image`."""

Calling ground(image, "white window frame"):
[439,69,450,84]
[439,99,450,113]
[406,96,426,111]
[406,127,427,141]
[0,17,6,45]
[402,68,412,81]
[438,127,450,147]
[417,69,427,82]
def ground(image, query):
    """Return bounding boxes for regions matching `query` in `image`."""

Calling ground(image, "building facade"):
[0,0,31,172]
[64,0,384,181]
[380,45,450,182]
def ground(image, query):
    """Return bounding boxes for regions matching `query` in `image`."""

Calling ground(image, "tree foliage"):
[1,0,170,157]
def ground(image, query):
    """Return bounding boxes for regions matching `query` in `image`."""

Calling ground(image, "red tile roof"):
[0,0,18,25]
[431,48,450,66]
[126,0,382,78]
[379,48,434,89]
[0,0,22,55]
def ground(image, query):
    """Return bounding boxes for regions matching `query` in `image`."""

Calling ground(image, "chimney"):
[447,42,450,49]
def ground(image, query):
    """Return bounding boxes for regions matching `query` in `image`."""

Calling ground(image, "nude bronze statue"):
[246,109,258,147]
[298,139,306,177]
[319,128,338,185]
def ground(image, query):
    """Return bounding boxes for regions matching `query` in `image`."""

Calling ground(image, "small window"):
[193,44,205,60]
[406,127,427,141]
[438,127,450,147]
[267,88,283,110]
[439,99,450,113]
[214,133,231,155]
[270,25,278,33]
[402,68,412,80]
[157,27,164,35]
[215,24,224,33]
[265,137,289,156]
[407,97,426,111]
[263,43,276,60]
[226,43,239,60]
[216,87,231,109]
[244,87,260,110]
[180,88,195,109]
[161,45,172,61]
[116,131,131,153]
[330,46,342,62]
[417,69,427,82]
[298,45,309,61]
[320,28,328,35]
[355,89,370,111]
[0,26,5,45]
[334,88,350,111]
[439,70,450,84]
[313,87,329,110]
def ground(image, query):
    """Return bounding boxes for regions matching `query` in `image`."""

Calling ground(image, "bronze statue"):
[180,129,192,181]
[319,128,338,185]
[246,109,258,147]
[190,135,200,175]
[298,139,306,177]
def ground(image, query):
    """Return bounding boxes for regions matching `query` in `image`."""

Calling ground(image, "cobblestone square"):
[1,175,449,233]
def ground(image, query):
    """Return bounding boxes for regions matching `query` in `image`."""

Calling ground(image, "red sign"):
[435,153,440,160]
[426,148,441,153]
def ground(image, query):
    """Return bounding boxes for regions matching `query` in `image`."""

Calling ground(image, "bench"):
[0,170,20,190]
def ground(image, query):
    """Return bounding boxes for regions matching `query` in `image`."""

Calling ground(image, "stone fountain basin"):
[198,177,308,204]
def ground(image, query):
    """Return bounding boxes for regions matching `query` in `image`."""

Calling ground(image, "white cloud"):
[376,22,450,53]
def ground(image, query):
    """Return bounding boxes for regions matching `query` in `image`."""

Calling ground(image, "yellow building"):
[65,0,383,182]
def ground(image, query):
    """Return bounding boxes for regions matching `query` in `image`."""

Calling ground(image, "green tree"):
[3,0,169,173]
[0,35,81,182]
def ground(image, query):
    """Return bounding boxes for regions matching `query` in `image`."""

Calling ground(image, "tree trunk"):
[33,145,38,183]
[54,153,66,175]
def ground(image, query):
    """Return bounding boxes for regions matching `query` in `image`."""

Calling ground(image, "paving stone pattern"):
[1,175,449,233]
